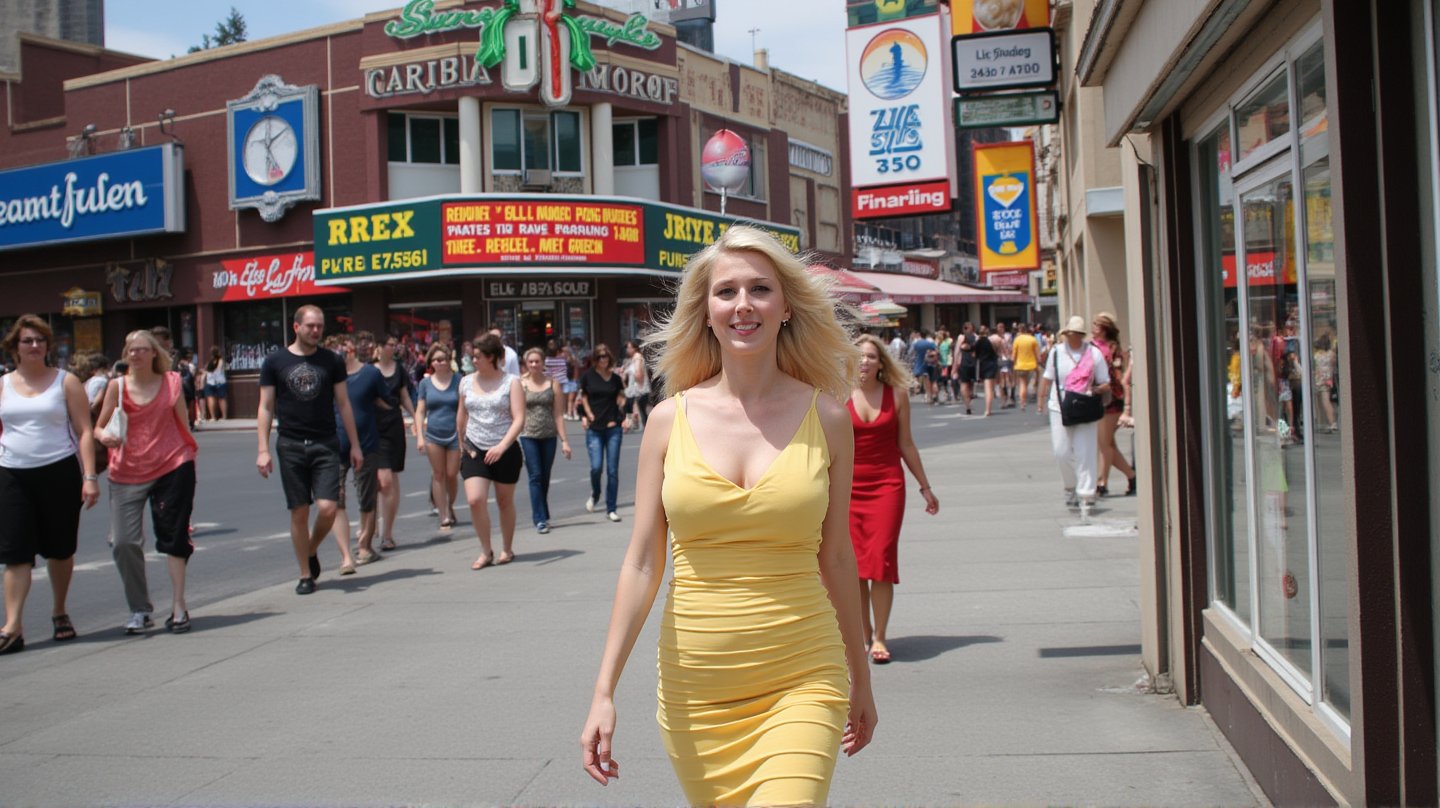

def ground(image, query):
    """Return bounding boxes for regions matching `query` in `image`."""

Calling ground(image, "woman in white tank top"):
[0,315,101,656]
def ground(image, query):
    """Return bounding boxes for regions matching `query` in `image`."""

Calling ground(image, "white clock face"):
[242,115,298,186]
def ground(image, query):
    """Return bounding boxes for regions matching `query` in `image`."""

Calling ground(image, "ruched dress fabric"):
[847,385,905,584]
[658,390,849,806]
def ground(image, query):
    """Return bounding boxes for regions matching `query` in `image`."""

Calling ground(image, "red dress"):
[847,385,905,583]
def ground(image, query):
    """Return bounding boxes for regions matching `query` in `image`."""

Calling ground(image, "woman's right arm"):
[414,383,428,450]
[580,397,674,786]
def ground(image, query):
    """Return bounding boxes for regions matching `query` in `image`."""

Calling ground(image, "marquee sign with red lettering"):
[313,194,801,284]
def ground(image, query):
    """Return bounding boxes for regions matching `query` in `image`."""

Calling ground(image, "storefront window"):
[523,112,550,171]
[1196,26,1348,731]
[1303,154,1348,719]
[554,110,582,172]
[224,299,285,372]
[618,300,672,344]
[1198,125,1250,620]
[1236,73,1291,162]
[388,113,461,165]
[613,119,659,166]
[492,109,521,171]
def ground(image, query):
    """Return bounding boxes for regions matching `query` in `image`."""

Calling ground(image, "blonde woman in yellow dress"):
[580,226,877,805]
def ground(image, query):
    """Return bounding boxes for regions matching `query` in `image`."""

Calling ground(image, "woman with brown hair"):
[847,333,939,665]
[0,314,101,655]
[456,334,524,569]
[96,330,199,634]
[414,342,462,528]
[1092,313,1136,496]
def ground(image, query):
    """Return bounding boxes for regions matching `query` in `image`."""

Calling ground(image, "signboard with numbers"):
[845,13,956,217]
[952,28,1056,93]
[313,194,800,284]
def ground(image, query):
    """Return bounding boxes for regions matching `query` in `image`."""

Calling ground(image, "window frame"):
[387,112,461,166]
[489,105,587,177]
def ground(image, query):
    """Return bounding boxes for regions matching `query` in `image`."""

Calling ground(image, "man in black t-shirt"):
[257,305,363,595]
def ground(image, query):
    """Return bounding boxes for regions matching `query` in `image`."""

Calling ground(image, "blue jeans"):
[519,436,557,526]
[585,425,623,513]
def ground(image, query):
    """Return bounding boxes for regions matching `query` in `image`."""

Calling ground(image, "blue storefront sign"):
[0,143,185,251]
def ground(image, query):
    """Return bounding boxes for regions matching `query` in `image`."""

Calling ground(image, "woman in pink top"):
[97,330,199,635]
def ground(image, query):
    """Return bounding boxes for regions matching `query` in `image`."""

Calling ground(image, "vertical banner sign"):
[951,0,1050,35]
[974,141,1039,272]
[846,13,956,218]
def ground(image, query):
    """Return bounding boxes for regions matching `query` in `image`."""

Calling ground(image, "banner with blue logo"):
[973,140,1039,272]
[0,144,185,252]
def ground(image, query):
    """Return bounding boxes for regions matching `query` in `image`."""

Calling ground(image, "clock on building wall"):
[227,75,320,222]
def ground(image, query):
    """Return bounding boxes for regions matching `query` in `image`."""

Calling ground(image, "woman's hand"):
[580,695,620,785]
[484,443,509,465]
[921,487,939,514]
[842,683,878,757]
[81,478,100,509]
[416,435,426,452]
[561,439,572,460]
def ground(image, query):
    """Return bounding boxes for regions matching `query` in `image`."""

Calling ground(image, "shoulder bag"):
[100,376,128,443]
[1053,346,1104,427]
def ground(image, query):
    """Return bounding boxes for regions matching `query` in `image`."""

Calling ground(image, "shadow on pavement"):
[326,566,444,593]
[891,634,1003,662]
[520,548,584,565]
[56,610,284,646]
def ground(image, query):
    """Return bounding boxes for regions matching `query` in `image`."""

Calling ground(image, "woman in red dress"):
[848,334,939,664]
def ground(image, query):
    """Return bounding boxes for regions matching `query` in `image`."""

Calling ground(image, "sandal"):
[380,538,397,551]
[471,554,493,570]
[496,551,515,565]
[52,614,77,642]
[869,647,892,665]
[439,517,457,529]
[0,631,24,655]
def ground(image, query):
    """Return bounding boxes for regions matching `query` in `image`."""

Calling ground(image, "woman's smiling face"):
[707,251,790,354]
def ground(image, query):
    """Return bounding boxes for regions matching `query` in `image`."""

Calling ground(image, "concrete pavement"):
[0,405,1266,806]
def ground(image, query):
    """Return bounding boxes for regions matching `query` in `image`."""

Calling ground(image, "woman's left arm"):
[62,373,100,509]
[553,379,572,459]
[484,377,528,464]
[815,396,877,756]
[891,390,938,514]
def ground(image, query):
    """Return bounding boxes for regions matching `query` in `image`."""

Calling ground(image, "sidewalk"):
[0,417,1265,806]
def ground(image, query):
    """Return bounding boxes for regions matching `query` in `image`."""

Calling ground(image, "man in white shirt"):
[486,326,521,376]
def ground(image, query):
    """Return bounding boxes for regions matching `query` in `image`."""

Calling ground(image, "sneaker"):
[124,612,153,635]
[1064,490,1079,508]
[607,512,621,523]
[585,496,596,513]
[295,577,317,595]
[536,522,550,534]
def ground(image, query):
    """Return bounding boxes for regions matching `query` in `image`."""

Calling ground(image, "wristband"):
[83,474,99,482]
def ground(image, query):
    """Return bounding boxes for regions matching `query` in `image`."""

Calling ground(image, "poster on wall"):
[973,140,1039,272]
[950,0,1049,35]
[846,13,956,218]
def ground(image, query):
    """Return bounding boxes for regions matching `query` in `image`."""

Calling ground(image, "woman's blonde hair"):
[124,329,172,375]
[855,333,912,391]
[647,225,860,398]
[522,347,546,365]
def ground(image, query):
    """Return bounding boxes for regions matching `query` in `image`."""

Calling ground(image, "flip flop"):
[52,614,77,642]
[496,552,515,565]
[380,538,397,551]
[869,647,891,665]
[471,555,493,570]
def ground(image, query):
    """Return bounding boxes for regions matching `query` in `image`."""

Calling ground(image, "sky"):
[103,0,851,92]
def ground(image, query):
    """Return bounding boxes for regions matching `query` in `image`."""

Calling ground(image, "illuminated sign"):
[973,140,1039,272]
[313,194,801,284]
[61,288,103,317]
[0,144,185,251]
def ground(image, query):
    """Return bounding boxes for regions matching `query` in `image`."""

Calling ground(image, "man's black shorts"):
[275,436,342,510]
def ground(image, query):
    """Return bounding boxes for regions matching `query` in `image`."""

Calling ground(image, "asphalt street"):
[24,398,1071,641]
[0,394,1261,808]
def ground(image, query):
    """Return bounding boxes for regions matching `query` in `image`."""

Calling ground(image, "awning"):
[807,264,883,302]
[862,299,908,316]
[850,271,1031,304]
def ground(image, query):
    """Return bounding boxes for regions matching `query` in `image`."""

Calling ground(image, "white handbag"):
[100,376,127,444]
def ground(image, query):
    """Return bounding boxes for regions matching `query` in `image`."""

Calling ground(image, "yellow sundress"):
[657,389,850,806]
